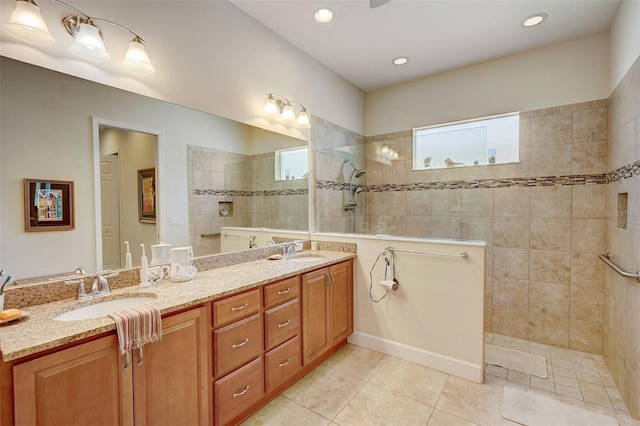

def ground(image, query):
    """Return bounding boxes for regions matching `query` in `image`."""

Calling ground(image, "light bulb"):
[297,109,310,126]
[123,39,155,74]
[263,95,279,115]
[4,0,54,45]
[281,103,295,121]
[69,23,110,61]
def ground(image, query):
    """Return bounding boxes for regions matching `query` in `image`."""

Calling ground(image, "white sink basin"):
[53,296,157,321]
[287,255,325,263]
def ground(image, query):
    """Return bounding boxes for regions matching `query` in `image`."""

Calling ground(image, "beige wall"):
[365,32,610,136]
[603,54,640,418]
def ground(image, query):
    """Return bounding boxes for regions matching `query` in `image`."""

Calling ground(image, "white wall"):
[365,32,610,136]
[313,233,486,383]
[609,0,640,91]
[0,1,365,137]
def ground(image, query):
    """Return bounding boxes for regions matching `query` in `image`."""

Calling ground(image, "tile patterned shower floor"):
[241,335,640,426]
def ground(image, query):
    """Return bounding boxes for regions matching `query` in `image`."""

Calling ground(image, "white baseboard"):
[348,331,484,384]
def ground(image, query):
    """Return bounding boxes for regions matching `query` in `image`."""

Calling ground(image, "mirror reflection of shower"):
[343,159,366,211]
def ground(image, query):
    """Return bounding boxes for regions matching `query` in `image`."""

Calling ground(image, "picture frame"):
[23,179,75,232]
[138,168,156,224]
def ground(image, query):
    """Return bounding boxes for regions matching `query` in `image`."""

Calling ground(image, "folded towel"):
[108,303,162,354]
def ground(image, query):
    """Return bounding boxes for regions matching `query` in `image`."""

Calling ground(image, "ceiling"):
[230,0,622,92]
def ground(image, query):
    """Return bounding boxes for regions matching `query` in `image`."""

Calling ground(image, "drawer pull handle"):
[231,302,248,312]
[231,338,249,349]
[278,357,292,368]
[277,288,291,295]
[277,319,291,328]
[232,385,250,398]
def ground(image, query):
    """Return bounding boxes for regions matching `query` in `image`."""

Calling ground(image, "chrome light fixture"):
[263,93,311,127]
[4,0,155,74]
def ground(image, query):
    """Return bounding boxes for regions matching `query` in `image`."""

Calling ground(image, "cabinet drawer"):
[264,276,300,309]
[213,289,260,328]
[214,357,263,426]
[214,314,262,378]
[264,299,300,352]
[264,336,301,394]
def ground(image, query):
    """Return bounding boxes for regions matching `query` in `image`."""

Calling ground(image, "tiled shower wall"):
[603,55,640,417]
[316,100,609,354]
[187,146,307,256]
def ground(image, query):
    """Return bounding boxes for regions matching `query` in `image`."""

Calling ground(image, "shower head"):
[343,159,366,180]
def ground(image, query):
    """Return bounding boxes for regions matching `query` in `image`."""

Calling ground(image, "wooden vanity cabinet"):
[13,334,132,426]
[11,305,210,426]
[302,260,353,365]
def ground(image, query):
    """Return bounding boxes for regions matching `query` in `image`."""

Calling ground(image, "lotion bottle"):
[140,243,151,287]
[124,241,133,268]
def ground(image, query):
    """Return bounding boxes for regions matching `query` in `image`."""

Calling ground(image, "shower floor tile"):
[241,335,640,426]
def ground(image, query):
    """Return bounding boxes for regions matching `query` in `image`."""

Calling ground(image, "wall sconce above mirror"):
[263,93,310,127]
[4,0,155,73]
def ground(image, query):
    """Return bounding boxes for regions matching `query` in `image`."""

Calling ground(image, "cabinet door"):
[133,306,210,426]
[302,268,329,365]
[13,335,133,426]
[329,261,353,345]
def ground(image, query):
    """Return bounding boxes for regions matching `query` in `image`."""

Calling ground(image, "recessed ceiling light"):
[314,8,334,23]
[392,57,409,65]
[522,13,548,27]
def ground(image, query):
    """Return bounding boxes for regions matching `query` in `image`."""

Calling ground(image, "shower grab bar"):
[222,232,257,239]
[200,232,221,238]
[598,254,640,282]
[384,247,468,259]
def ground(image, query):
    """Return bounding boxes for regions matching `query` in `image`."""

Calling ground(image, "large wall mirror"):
[0,57,309,283]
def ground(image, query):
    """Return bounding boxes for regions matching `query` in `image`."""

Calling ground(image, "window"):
[413,112,519,170]
[275,146,308,181]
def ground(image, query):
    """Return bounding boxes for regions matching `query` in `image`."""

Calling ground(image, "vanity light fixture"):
[392,56,409,65]
[314,8,334,23]
[522,13,547,27]
[4,0,155,74]
[263,94,310,127]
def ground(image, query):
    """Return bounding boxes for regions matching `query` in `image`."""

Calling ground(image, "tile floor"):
[241,334,640,426]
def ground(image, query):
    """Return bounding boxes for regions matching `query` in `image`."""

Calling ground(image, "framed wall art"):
[23,179,75,232]
[138,168,156,224]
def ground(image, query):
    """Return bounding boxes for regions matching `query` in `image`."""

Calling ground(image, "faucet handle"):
[65,279,87,299]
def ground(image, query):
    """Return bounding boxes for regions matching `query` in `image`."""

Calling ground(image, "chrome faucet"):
[282,242,297,259]
[65,271,118,300]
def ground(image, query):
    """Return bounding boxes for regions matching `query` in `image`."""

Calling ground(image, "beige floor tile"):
[555,383,583,399]
[506,370,530,386]
[552,365,576,379]
[554,375,579,388]
[323,344,388,381]
[283,365,365,419]
[579,381,608,396]
[582,391,614,408]
[333,382,433,426]
[576,371,603,385]
[427,409,479,426]
[485,365,507,379]
[436,376,517,425]
[531,376,556,392]
[240,396,331,426]
[369,357,448,407]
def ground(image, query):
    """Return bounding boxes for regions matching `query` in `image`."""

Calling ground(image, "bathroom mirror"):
[1,57,309,283]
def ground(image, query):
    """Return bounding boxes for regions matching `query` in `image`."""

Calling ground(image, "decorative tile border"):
[194,188,308,196]
[195,160,638,197]
[607,160,640,183]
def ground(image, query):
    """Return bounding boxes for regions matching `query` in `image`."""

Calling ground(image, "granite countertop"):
[0,250,355,362]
